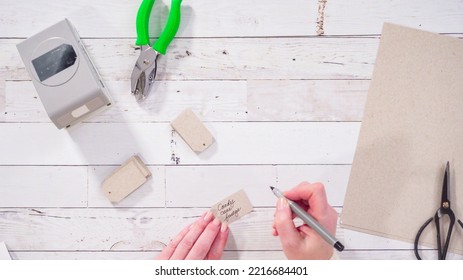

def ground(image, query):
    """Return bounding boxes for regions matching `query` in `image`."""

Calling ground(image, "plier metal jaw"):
[130,0,182,101]
[131,46,159,101]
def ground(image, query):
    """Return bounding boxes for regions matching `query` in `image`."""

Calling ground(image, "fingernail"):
[212,217,221,226]
[277,198,288,210]
[204,211,213,221]
[221,222,228,232]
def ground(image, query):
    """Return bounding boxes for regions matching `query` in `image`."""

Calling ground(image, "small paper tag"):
[0,241,11,260]
[211,189,253,224]
[171,109,214,153]
[102,156,152,203]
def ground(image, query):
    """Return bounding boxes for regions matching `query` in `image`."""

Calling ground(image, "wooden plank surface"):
[165,165,350,207]
[0,165,348,208]
[12,250,462,260]
[2,38,379,81]
[4,80,368,123]
[0,74,5,122]
[324,0,463,35]
[0,123,359,165]
[1,0,461,37]
[0,166,87,207]
[1,0,462,260]
[0,208,414,251]
[0,0,316,38]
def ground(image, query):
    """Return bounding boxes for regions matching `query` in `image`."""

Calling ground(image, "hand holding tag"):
[156,211,229,260]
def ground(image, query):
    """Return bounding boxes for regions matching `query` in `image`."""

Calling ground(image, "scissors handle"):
[414,210,458,260]
[435,210,455,260]
[414,217,433,260]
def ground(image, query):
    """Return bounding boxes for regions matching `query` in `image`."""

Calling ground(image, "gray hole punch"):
[17,19,112,129]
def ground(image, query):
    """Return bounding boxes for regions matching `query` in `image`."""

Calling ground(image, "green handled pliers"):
[131,0,182,101]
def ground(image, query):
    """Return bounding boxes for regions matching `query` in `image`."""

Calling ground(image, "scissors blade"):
[442,161,450,209]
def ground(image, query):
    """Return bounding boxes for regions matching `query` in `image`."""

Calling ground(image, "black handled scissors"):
[414,161,463,260]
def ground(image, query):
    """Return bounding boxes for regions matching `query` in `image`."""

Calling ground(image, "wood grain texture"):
[5,80,248,123]
[2,37,379,81]
[0,0,316,38]
[324,0,463,35]
[1,0,462,260]
[0,165,349,208]
[12,250,462,260]
[247,80,368,122]
[0,123,359,165]
[165,165,350,208]
[0,0,461,37]
[0,208,415,251]
[0,166,87,207]
[166,165,276,207]
[0,72,5,122]
[5,80,368,123]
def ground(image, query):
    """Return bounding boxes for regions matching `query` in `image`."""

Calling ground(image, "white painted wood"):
[165,165,351,207]
[9,251,287,260]
[88,165,165,208]
[276,165,351,207]
[10,250,463,260]
[5,80,368,123]
[1,0,462,260]
[1,0,462,38]
[5,80,248,123]
[0,208,418,251]
[1,38,379,81]
[247,80,368,122]
[165,165,277,207]
[0,0,317,38]
[0,165,348,208]
[0,73,5,122]
[325,0,463,35]
[0,123,359,165]
[0,166,87,207]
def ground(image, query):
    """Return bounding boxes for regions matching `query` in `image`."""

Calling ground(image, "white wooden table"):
[1,0,462,260]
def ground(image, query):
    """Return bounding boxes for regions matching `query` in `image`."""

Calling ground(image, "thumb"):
[274,198,302,250]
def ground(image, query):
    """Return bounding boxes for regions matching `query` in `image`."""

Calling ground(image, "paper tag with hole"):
[171,109,213,152]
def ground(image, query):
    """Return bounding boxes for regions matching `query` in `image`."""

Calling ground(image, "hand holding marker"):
[271,185,344,257]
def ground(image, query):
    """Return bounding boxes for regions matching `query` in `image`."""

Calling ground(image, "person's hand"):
[156,211,229,260]
[272,182,338,260]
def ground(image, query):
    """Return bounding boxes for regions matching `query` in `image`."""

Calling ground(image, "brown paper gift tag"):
[211,189,253,224]
[102,156,152,203]
[171,109,213,152]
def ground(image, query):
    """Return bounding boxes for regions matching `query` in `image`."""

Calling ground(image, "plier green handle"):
[131,0,182,101]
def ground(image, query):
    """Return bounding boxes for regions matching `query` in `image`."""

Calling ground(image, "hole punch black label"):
[32,44,77,82]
